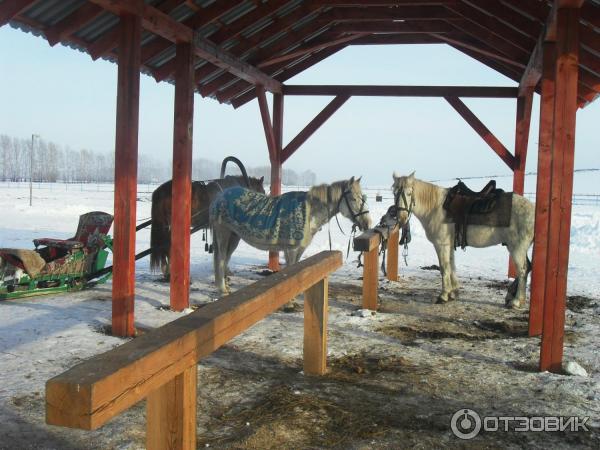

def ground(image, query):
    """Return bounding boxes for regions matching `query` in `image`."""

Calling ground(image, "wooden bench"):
[46,251,342,450]
[353,224,400,310]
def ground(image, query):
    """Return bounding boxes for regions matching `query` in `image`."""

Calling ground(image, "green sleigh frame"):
[0,211,114,300]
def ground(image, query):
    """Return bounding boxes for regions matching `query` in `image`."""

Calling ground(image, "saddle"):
[443,180,506,249]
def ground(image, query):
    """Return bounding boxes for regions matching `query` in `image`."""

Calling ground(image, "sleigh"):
[0,211,113,300]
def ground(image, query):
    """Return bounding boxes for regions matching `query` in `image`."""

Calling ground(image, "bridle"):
[392,184,415,226]
[337,185,370,233]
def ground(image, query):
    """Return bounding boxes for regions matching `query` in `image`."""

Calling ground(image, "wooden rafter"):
[87,0,281,93]
[0,0,37,27]
[256,87,278,163]
[44,3,104,46]
[330,20,454,34]
[320,5,459,21]
[444,96,516,169]
[281,95,350,163]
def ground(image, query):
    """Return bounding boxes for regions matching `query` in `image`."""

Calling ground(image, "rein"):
[325,183,369,258]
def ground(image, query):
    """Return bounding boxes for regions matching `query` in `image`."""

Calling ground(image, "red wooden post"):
[112,14,141,337]
[540,8,579,373]
[508,89,533,278]
[170,42,195,311]
[530,42,556,337]
[269,92,283,271]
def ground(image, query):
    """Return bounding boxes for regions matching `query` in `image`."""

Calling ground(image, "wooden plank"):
[283,85,518,98]
[112,14,141,338]
[269,93,284,272]
[519,34,544,96]
[353,225,397,252]
[444,96,516,170]
[46,251,342,430]
[540,8,580,373]
[530,42,556,337]
[362,247,379,310]
[281,95,350,164]
[146,364,197,450]
[170,42,195,312]
[0,0,37,27]
[386,227,400,282]
[330,21,454,35]
[304,278,329,375]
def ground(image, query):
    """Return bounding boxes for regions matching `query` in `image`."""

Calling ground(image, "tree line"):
[0,134,317,186]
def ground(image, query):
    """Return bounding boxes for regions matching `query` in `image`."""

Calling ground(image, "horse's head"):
[248,176,266,194]
[339,176,372,231]
[391,171,416,226]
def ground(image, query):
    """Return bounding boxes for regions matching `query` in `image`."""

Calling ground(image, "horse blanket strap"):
[211,187,311,247]
[443,180,512,249]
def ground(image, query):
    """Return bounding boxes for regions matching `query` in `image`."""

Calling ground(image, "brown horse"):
[150,175,264,275]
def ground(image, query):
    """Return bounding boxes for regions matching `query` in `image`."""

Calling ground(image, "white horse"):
[209,177,372,295]
[386,172,534,308]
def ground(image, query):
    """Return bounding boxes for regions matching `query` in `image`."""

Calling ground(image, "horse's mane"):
[413,178,444,211]
[307,179,348,203]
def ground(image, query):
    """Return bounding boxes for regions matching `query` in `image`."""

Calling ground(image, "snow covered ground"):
[0,180,599,449]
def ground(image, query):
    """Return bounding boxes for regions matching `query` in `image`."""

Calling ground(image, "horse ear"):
[408,171,415,180]
[260,176,264,183]
[356,176,362,183]
[393,171,400,180]
[349,176,355,183]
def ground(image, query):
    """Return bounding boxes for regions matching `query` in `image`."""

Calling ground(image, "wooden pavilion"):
[1,0,597,373]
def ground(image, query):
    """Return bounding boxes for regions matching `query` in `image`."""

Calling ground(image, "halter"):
[337,185,370,232]
[392,184,415,225]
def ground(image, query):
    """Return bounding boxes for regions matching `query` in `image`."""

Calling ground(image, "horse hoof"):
[436,295,449,304]
[448,291,459,301]
[280,301,303,313]
[506,298,522,309]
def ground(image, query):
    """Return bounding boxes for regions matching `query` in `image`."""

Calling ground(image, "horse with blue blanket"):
[209,177,372,295]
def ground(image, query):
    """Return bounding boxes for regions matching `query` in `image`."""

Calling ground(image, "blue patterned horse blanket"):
[210,186,311,247]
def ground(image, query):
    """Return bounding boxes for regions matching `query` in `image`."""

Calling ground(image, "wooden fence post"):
[304,278,328,375]
[386,227,399,282]
[147,363,197,450]
[362,247,379,310]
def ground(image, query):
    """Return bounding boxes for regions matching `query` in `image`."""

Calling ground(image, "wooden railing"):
[45,251,342,450]
[353,224,400,310]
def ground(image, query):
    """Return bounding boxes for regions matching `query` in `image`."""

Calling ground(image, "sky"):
[0,24,598,191]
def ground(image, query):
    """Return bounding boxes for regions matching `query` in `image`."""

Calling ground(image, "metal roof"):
[3,0,600,108]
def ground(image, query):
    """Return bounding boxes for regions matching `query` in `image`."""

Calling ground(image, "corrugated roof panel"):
[22,0,86,26]
[73,12,119,42]
[220,1,256,25]
[148,45,176,68]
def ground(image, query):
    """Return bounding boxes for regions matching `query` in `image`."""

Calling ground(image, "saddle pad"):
[0,248,46,277]
[211,187,310,247]
[444,192,513,227]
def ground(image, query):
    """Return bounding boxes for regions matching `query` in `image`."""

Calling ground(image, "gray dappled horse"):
[210,177,372,295]
[384,172,534,308]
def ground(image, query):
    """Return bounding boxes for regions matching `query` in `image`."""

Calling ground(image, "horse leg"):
[212,226,229,295]
[433,243,454,304]
[224,233,241,280]
[506,243,529,309]
[448,247,460,301]
[281,248,304,312]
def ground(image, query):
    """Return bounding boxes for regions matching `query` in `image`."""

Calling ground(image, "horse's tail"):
[150,185,170,272]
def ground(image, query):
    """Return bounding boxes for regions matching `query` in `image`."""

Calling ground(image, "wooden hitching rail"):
[353,225,400,310]
[46,251,342,450]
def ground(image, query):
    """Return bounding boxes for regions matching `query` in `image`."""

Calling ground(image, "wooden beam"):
[350,33,443,45]
[112,14,141,338]
[540,7,580,373]
[0,0,37,27]
[530,41,556,337]
[44,3,104,46]
[304,278,329,375]
[170,42,195,312]
[431,32,526,69]
[330,20,454,34]
[146,364,197,450]
[321,5,458,21]
[269,93,283,272]
[519,34,544,96]
[386,227,400,282]
[281,95,350,164]
[309,0,457,5]
[256,86,278,163]
[46,251,342,430]
[444,96,516,170]
[259,33,368,68]
[362,247,379,310]
[283,85,519,98]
